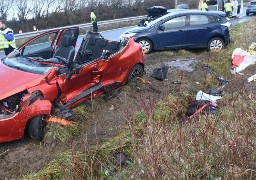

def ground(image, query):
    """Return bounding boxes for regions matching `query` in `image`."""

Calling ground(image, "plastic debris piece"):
[196,90,222,103]
[109,105,114,111]
[230,48,256,74]
[47,117,76,126]
[137,77,152,84]
[248,74,256,82]
[151,66,168,81]
[113,152,128,164]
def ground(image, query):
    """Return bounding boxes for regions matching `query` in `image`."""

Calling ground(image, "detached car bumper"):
[0,99,52,142]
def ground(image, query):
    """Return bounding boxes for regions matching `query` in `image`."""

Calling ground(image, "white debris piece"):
[196,90,222,103]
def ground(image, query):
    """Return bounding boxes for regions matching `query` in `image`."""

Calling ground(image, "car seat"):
[53,35,75,67]
[108,41,120,54]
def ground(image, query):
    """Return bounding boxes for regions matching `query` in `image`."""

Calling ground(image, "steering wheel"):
[55,56,68,65]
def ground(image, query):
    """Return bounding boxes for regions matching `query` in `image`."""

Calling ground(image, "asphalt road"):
[0,9,254,59]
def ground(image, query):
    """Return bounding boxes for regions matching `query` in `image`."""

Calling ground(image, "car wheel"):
[207,37,224,51]
[127,64,144,83]
[138,38,153,54]
[26,115,45,140]
[246,12,249,16]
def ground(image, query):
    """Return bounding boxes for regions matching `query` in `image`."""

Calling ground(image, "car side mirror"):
[159,24,165,31]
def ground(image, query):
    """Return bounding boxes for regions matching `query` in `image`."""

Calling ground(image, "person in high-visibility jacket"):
[0,20,16,56]
[224,0,233,19]
[90,9,98,33]
[201,0,208,11]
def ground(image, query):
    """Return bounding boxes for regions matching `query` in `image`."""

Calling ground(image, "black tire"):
[127,64,144,83]
[207,37,225,51]
[137,38,153,54]
[246,12,249,16]
[26,115,45,140]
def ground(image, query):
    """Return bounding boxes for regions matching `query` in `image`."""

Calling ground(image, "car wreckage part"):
[0,93,24,114]
[127,64,144,83]
[202,66,228,87]
[186,100,218,119]
[0,96,52,142]
[65,83,103,107]
[65,64,144,107]
[26,115,45,140]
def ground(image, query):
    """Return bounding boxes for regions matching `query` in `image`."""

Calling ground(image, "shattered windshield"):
[3,57,52,74]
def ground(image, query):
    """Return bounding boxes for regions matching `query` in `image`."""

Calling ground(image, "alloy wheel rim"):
[210,40,223,51]
[139,40,150,53]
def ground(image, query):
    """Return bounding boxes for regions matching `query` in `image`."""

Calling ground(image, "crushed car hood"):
[0,61,46,100]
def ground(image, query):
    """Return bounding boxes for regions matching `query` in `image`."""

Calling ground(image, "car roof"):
[145,9,226,28]
[163,9,224,18]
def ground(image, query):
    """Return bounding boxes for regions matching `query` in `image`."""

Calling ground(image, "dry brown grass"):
[127,91,256,179]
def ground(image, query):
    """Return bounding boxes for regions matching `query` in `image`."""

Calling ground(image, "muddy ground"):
[0,49,255,179]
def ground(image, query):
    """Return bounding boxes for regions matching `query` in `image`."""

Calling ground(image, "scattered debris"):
[171,80,182,84]
[103,88,122,101]
[136,77,161,93]
[0,149,9,157]
[196,90,222,103]
[205,87,223,96]
[230,48,256,74]
[202,66,228,87]
[113,152,128,164]
[109,105,114,111]
[249,42,256,55]
[248,74,256,82]
[137,77,151,84]
[164,59,196,72]
[151,66,168,81]
[186,100,218,119]
[47,117,76,126]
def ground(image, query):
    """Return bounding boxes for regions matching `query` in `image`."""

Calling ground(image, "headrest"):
[88,37,96,45]
[97,39,107,47]
[60,35,72,47]
[110,41,120,50]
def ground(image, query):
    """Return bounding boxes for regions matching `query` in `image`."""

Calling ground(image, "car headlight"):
[120,33,137,41]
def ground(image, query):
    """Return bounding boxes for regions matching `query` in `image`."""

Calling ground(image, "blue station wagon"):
[120,10,231,54]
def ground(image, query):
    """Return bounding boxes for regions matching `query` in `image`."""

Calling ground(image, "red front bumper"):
[0,99,52,142]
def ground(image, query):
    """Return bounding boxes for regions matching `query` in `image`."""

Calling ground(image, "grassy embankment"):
[25,18,256,179]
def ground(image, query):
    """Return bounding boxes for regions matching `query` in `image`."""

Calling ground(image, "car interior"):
[53,35,75,66]
[75,32,122,64]
[42,34,75,68]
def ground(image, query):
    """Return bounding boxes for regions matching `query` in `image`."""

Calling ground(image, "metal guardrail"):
[14,15,145,40]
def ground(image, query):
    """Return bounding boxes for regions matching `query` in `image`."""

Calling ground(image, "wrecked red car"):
[0,28,144,142]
